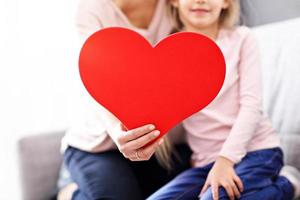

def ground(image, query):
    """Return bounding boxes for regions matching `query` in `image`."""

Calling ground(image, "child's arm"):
[200,30,261,200]
[219,31,263,164]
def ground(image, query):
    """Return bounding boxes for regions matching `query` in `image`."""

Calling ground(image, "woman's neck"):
[183,22,220,41]
[113,0,158,29]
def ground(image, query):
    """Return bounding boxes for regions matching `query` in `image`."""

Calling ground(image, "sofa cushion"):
[252,18,300,136]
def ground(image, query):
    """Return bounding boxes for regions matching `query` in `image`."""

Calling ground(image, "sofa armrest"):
[18,131,65,200]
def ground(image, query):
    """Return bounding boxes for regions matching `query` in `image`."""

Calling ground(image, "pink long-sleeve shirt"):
[62,0,280,168]
[183,26,280,167]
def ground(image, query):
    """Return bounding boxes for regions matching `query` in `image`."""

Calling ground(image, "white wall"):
[0,0,80,199]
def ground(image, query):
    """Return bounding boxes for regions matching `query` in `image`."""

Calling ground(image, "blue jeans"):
[64,144,192,200]
[147,147,294,200]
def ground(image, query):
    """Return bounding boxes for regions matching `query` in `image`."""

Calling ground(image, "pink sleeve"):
[219,32,263,163]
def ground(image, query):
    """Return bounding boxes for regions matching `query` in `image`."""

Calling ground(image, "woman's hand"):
[114,123,164,161]
[199,156,244,200]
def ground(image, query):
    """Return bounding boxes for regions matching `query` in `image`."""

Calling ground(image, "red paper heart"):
[79,27,225,142]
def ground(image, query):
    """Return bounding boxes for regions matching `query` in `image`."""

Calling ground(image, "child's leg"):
[147,163,214,200]
[201,147,294,200]
[239,176,294,200]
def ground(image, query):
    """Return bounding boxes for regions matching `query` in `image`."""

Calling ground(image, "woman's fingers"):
[125,129,160,150]
[135,138,164,161]
[127,138,163,161]
[117,124,155,144]
[115,123,163,161]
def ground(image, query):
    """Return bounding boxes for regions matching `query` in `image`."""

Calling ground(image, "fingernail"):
[153,131,160,137]
[149,125,155,130]
[158,139,164,145]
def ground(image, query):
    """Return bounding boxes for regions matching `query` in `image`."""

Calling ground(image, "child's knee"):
[200,187,229,200]
[200,187,214,200]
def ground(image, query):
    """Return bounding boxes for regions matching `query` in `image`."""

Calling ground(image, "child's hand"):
[199,156,244,200]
